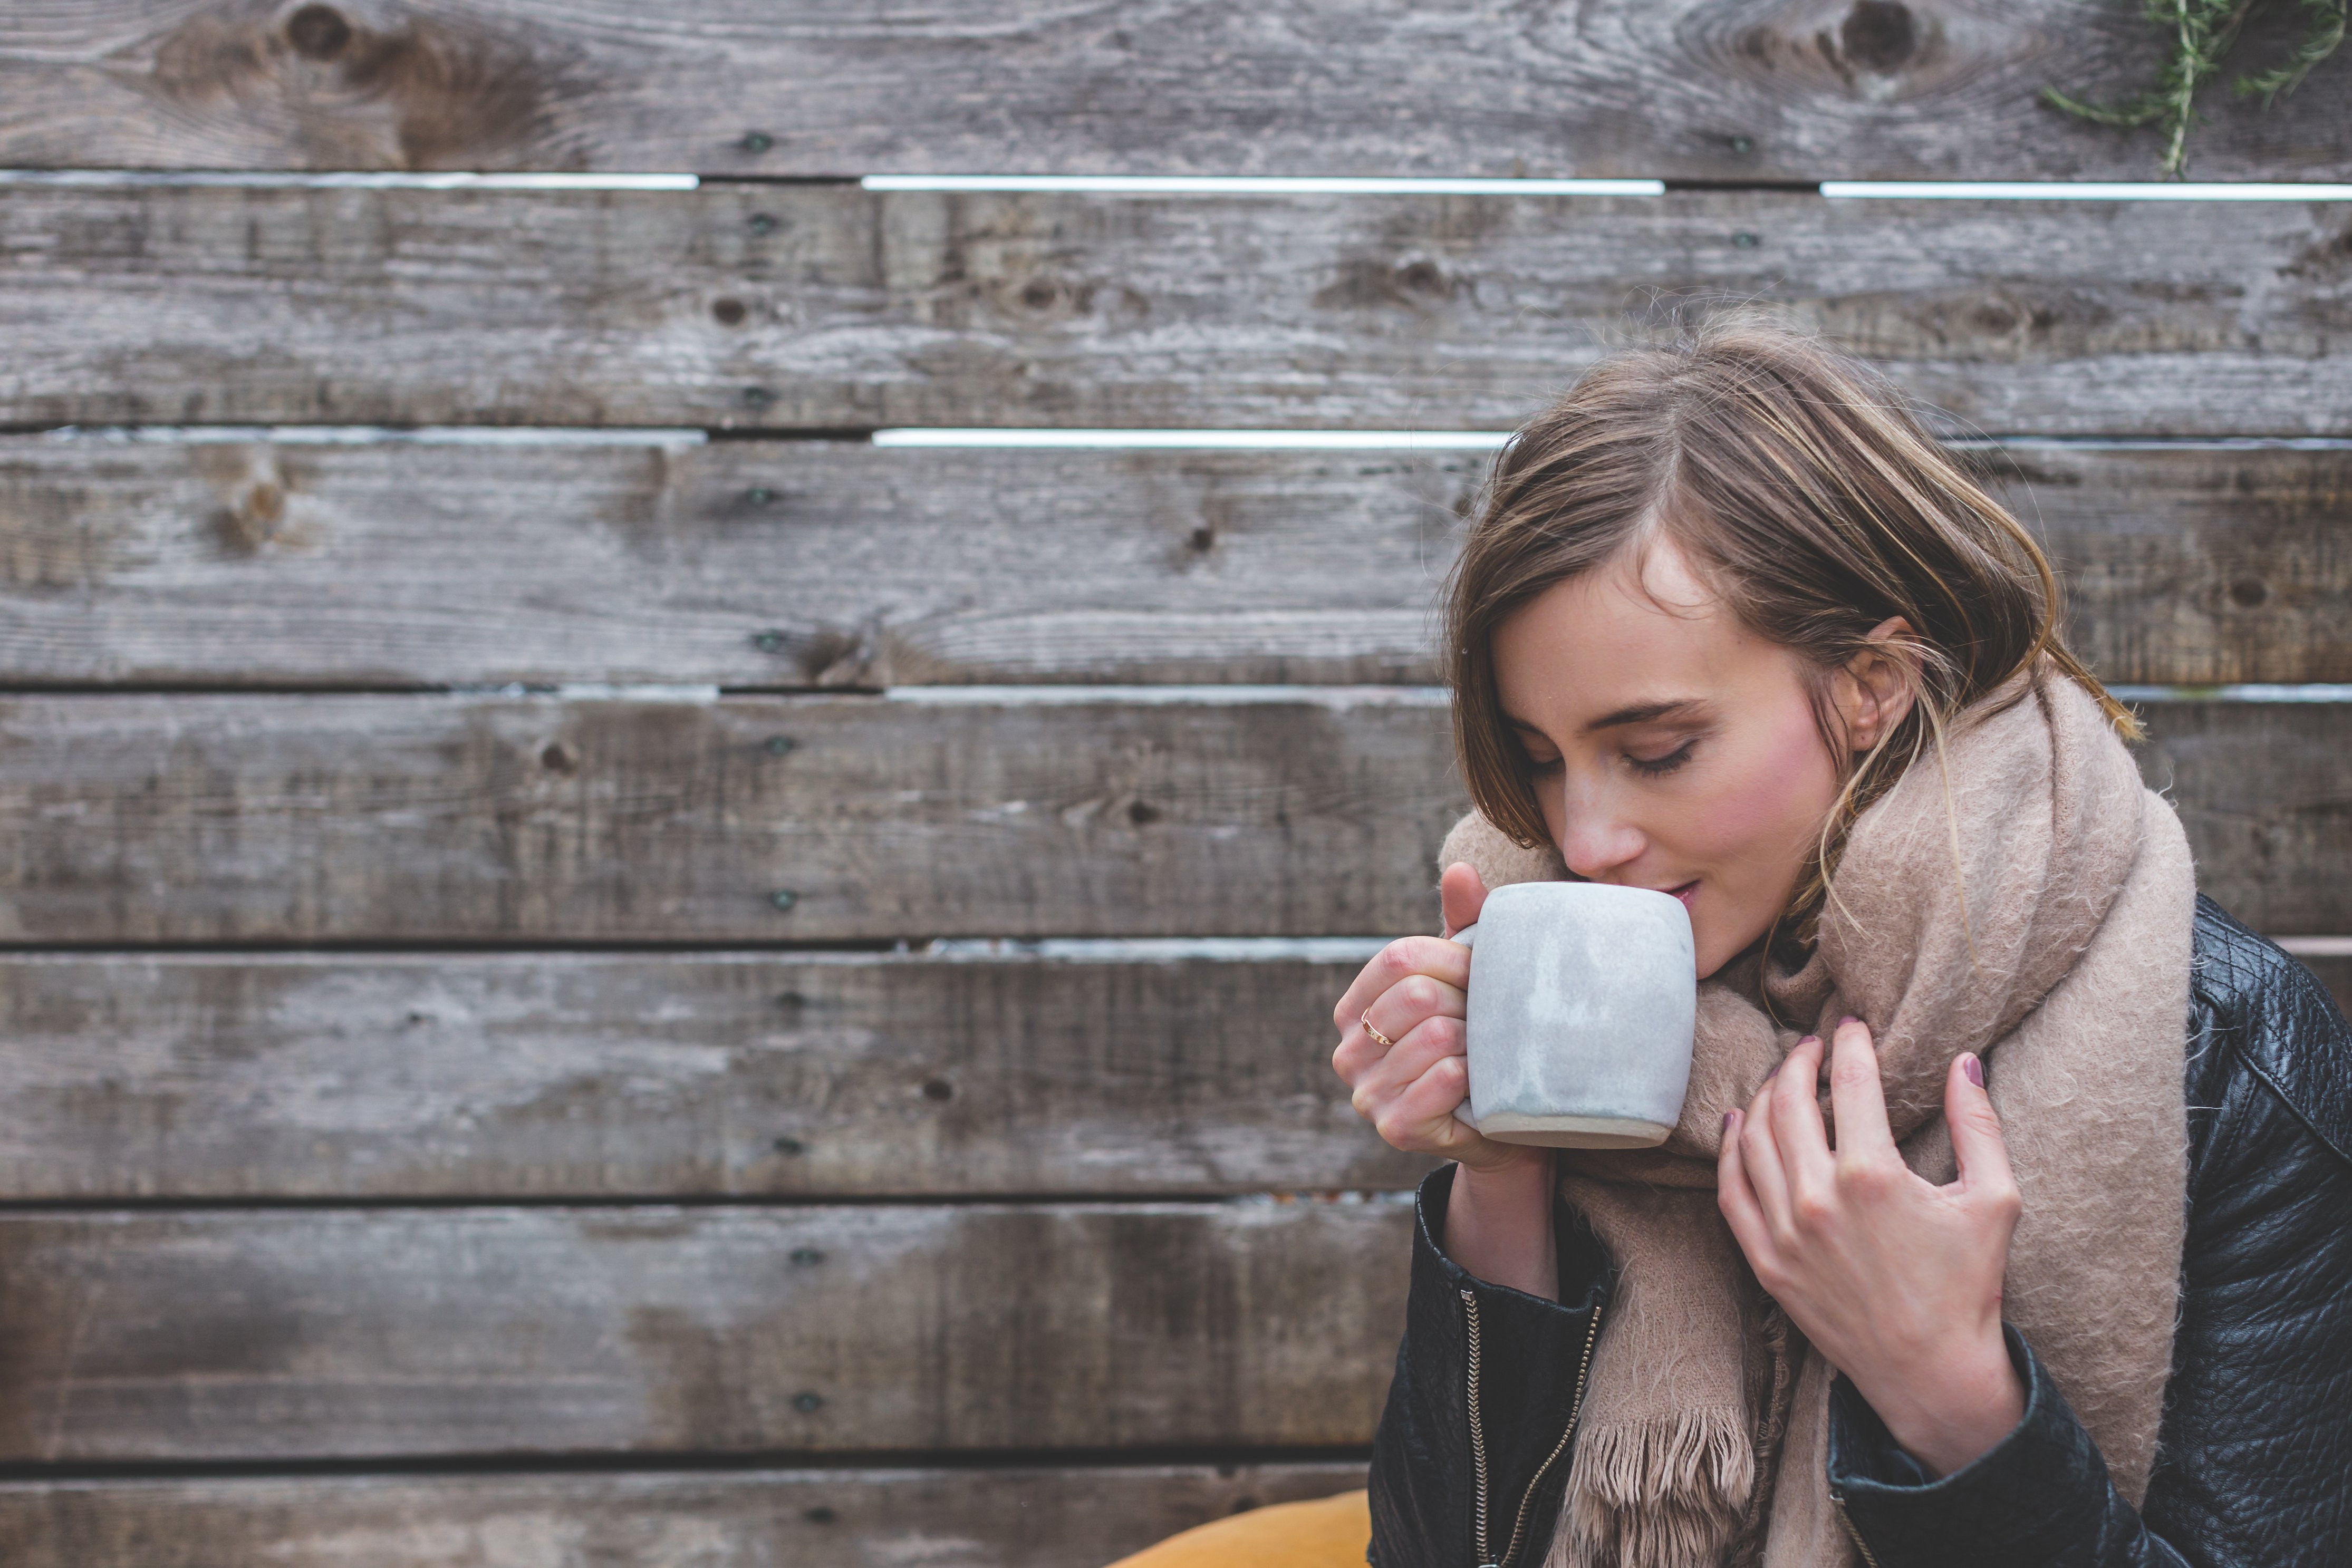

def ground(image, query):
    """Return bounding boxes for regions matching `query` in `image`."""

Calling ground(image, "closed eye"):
[1629,739,1696,777]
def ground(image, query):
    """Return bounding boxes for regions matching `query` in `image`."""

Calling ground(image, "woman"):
[1327,316,2351,1567]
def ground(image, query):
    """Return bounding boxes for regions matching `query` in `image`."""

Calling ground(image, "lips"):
[1662,880,1700,911]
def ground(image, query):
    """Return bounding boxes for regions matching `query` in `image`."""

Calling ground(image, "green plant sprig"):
[2042,0,2347,175]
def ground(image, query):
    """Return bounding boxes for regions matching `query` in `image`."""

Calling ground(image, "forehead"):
[1490,540,1760,729]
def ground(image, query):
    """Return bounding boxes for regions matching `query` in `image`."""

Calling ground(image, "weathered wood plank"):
[1974,442,2352,688]
[2,1,2349,181]
[0,691,1465,941]
[0,1464,1370,1568]
[0,1203,1412,1460]
[0,694,2340,940]
[2136,699,2352,940]
[6,937,2338,1204]
[7,186,2352,434]
[0,439,1473,689]
[0,948,1426,1199]
[2292,951,2352,1019]
[3,437,2348,688]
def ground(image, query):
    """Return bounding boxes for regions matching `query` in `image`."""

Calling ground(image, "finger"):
[1361,973,1467,1057]
[1338,968,1467,1108]
[1385,1053,1486,1152]
[1332,935,1472,1031]
[1352,1013,1467,1108]
[1944,1052,2020,1210]
[1769,1032,1836,1198]
[1439,862,1490,940]
[1739,1070,1795,1234]
[1331,1020,1387,1089]
[1715,1109,1777,1263]
[1826,1016,1896,1161]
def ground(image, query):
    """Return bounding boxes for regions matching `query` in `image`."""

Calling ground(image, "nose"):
[1555,777,1647,880]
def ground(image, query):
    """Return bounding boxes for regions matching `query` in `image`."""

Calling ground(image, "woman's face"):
[1490,537,1903,979]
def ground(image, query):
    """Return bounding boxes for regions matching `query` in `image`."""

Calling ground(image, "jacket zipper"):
[1830,1489,1883,1568]
[1460,1289,1496,1567]
[1460,1289,1605,1568]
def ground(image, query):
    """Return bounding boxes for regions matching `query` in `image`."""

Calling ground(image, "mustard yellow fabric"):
[1105,1488,1370,1567]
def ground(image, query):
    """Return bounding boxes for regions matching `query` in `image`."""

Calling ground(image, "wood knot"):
[214,459,297,554]
[1313,256,1460,311]
[284,4,353,61]
[1839,0,1917,72]
[1970,302,2020,334]
[794,626,875,686]
[149,3,566,170]
[242,479,286,530]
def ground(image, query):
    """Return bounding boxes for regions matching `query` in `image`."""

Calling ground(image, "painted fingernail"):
[1962,1053,1984,1088]
[1723,1111,1737,1134]
[1799,1034,1819,1047]
[1840,1014,1859,1027]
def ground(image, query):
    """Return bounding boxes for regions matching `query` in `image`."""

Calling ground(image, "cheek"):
[1688,707,1842,864]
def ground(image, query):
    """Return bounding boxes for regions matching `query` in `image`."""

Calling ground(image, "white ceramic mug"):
[1448,881,1699,1149]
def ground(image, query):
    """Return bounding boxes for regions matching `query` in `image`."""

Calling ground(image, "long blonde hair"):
[1444,311,2137,959]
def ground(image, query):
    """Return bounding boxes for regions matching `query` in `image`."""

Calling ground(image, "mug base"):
[1477,1111,1674,1149]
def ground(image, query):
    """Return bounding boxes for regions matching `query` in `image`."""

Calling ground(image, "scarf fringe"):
[1550,1407,1753,1568]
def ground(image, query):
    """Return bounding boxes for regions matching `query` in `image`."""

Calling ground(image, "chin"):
[1690,911,1772,982]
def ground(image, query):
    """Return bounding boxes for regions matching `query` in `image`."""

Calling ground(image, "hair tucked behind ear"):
[1444,308,2137,962]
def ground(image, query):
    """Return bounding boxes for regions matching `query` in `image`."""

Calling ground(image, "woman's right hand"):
[1331,862,1538,1175]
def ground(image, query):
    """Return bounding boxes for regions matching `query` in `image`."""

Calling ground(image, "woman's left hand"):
[1717,1019,2026,1477]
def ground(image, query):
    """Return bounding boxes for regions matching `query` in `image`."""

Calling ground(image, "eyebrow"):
[1504,698,1710,739]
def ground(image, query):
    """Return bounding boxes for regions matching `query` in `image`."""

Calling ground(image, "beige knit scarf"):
[1437,659,2196,1567]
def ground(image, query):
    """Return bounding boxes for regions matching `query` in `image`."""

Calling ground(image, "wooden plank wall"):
[0,4,2346,1564]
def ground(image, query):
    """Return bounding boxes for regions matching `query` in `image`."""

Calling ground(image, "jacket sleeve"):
[1827,911,2352,1568]
[1827,1325,2194,1568]
[1367,1162,1611,1568]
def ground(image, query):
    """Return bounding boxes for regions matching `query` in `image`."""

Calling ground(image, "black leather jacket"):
[1367,896,2352,1567]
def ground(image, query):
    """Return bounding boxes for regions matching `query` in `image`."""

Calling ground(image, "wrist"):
[1441,1148,1557,1299]
[1868,1322,2025,1479]
[1453,1140,1551,1183]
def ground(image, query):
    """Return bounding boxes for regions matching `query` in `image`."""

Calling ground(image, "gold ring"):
[1360,1009,1395,1049]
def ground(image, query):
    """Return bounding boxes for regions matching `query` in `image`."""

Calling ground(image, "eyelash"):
[1522,740,1697,777]
[1630,740,1697,777]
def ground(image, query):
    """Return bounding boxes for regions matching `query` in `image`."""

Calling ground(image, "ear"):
[1835,616,1919,752]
